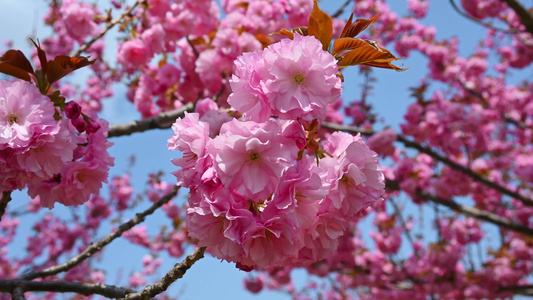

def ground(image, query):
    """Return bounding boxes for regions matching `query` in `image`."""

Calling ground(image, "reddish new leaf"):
[307,1,332,51]
[333,38,380,54]
[0,50,34,81]
[272,27,308,40]
[46,55,95,84]
[340,13,379,39]
[340,44,407,71]
[30,39,48,77]
[254,33,275,48]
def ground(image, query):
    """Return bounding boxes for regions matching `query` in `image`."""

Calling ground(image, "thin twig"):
[21,186,180,280]
[384,179,533,237]
[0,191,12,222]
[388,198,419,257]
[321,122,374,135]
[108,103,195,138]
[0,279,133,298]
[456,79,529,130]
[185,36,200,58]
[332,0,352,18]
[72,0,146,56]
[123,247,206,300]
[449,0,522,34]
[391,179,533,236]
[395,134,533,208]
[322,122,533,207]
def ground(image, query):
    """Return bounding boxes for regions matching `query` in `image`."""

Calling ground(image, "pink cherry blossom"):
[228,34,342,121]
[212,119,298,200]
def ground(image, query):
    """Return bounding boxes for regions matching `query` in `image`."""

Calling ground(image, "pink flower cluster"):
[167,34,383,270]
[228,34,342,122]
[0,80,114,208]
[169,113,384,269]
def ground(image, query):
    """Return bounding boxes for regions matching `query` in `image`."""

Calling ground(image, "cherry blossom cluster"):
[0,80,114,208]
[245,0,533,298]
[168,34,385,269]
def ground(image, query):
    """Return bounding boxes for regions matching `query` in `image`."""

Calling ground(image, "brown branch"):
[12,286,25,300]
[0,279,133,298]
[388,198,419,257]
[321,122,374,135]
[21,186,180,280]
[108,103,195,138]
[456,79,529,130]
[416,188,533,236]
[123,247,206,300]
[72,0,146,57]
[500,0,533,36]
[331,0,352,18]
[500,284,533,296]
[394,134,533,207]
[0,191,12,222]
[322,122,533,207]
[385,179,533,237]
[449,0,523,34]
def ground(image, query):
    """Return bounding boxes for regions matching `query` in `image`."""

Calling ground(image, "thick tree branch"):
[322,122,533,207]
[21,186,180,280]
[73,0,146,57]
[123,247,206,300]
[385,179,533,237]
[108,103,194,138]
[12,286,25,300]
[500,284,533,296]
[0,191,12,222]
[0,279,133,298]
[500,0,533,36]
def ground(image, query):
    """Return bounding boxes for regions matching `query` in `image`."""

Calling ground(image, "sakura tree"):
[1,0,533,299]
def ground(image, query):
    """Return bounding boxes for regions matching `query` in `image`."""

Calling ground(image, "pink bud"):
[72,117,87,133]
[86,119,101,134]
[65,101,81,120]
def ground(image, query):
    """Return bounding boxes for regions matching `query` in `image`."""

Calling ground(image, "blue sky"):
[1,1,500,299]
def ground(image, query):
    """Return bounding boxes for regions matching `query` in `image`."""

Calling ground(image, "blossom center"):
[246,150,261,163]
[183,151,198,162]
[7,112,18,125]
[341,175,356,188]
[293,73,305,85]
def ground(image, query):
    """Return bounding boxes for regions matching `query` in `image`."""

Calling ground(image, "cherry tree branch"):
[385,179,533,237]
[500,284,533,296]
[0,279,133,298]
[20,186,180,280]
[0,191,12,222]
[394,134,533,207]
[456,79,529,130]
[415,188,533,236]
[72,0,146,57]
[449,0,522,34]
[388,198,419,256]
[108,103,194,138]
[12,286,25,300]
[499,0,533,35]
[123,247,206,300]
[322,122,533,207]
[331,0,352,18]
